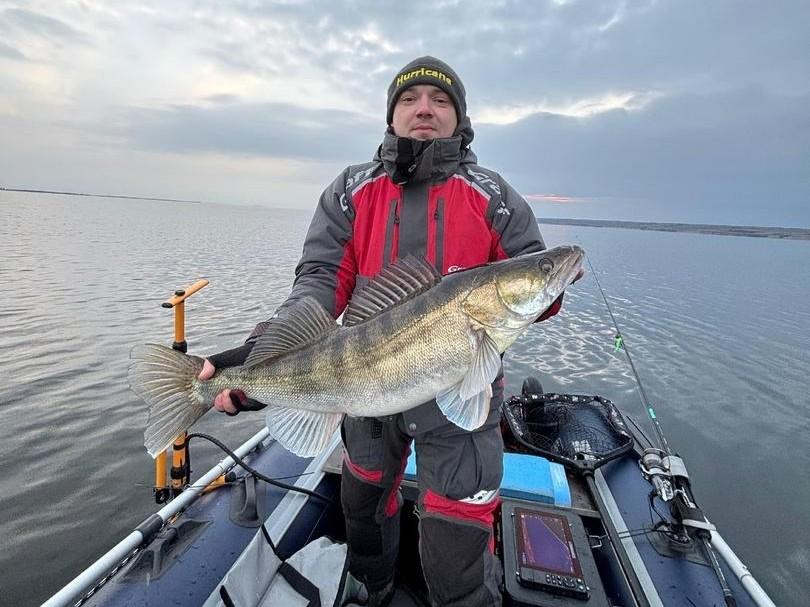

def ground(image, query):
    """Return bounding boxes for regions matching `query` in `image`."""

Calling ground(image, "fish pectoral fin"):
[244,297,337,368]
[435,382,493,431]
[265,406,344,457]
[459,329,502,401]
[436,329,501,431]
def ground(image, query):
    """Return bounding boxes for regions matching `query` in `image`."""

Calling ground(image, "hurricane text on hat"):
[395,67,453,87]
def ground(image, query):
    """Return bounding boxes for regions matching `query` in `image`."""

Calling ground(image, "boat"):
[42,377,776,607]
[42,279,777,607]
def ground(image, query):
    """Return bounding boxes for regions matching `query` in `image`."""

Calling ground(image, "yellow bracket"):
[154,279,209,504]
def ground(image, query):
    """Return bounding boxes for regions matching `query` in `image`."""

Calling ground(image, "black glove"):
[207,342,267,415]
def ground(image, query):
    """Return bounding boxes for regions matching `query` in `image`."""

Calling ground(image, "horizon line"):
[2,186,807,234]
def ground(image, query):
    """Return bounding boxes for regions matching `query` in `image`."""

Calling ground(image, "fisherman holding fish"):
[136,57,582,607]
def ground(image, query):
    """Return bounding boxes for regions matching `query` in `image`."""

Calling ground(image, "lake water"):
[1,191,807,606]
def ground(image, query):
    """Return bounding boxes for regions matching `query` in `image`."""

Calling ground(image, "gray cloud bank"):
[121,100,381,162]
[1,7,88,45]
[109,83,807,225]
[479,87,810,224]
[0,41,26,60]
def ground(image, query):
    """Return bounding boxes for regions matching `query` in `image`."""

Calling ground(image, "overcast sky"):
[1,0,808,226]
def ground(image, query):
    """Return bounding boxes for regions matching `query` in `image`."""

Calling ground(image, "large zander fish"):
[130,245,584,458]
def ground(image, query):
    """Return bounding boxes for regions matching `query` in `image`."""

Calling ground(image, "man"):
[200,56,571,607]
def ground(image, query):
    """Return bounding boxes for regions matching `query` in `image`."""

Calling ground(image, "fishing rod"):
[586,256,737,607]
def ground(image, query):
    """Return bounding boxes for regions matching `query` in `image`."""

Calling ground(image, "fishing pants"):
[341,404,504,607]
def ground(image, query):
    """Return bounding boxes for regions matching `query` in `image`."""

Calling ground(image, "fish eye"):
[539,258,554,273]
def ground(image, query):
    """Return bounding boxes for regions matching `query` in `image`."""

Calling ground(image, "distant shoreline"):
[0,187,204,205]
[539,217,810,240]
[4,186,807,240]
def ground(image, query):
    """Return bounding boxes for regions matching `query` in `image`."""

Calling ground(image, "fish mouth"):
[534,245,584,289]
[552,245,584,287]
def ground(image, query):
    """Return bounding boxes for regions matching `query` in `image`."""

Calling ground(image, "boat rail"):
[42,427,271,607]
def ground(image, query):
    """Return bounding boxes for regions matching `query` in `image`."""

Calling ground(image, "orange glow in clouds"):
[524,193,588,204]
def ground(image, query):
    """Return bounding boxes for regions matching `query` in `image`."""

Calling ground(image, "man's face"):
[391,84,458,140]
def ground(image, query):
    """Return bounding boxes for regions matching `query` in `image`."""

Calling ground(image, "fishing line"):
[585,253,737,606]
[585,255,669,452]
[182,432,334,504]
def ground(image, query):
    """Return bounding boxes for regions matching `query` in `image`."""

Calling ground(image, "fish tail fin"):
[129,344,209,458]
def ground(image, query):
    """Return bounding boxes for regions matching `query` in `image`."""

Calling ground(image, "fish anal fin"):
[435,382,493,431]
[265,406,344,457]
[244,297,337,368]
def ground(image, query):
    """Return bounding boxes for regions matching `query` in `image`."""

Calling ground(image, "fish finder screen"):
[514,508,583,577]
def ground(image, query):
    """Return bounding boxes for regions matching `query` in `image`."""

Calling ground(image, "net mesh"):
[501,392,634,471]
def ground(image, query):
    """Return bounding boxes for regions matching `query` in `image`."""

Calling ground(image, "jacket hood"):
[375,123,477,185]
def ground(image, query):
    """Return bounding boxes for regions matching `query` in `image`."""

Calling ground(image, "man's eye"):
[400,96,415,103]
[434,97,449,104]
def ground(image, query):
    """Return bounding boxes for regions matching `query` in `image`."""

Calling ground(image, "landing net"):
[501,392,634,472]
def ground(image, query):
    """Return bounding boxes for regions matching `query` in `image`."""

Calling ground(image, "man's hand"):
[198,360,244,415]
[197,343,263,416]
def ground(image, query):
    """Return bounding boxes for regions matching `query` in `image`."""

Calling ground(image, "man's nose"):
[415,95,433,116]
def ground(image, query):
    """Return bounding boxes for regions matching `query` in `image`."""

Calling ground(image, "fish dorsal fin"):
[265,406,344,457]
[435,329,502,430]
[343,255,441,327]
[244,297,337,368]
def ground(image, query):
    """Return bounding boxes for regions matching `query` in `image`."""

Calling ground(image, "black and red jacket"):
[254,130,562,431]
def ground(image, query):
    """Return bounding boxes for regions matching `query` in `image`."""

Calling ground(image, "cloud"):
[524,194,592,204]
[114,100,382,162]
[0,112,343,207]
[475,90,662,124]
[0,41,26,61]
[2,8,88,44]
[475,86,810,223]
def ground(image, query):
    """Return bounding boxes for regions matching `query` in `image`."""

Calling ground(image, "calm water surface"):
[1,192,807,606]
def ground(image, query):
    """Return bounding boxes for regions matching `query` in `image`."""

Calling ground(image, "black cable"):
[648,490,669,526]
[183,432,334,504]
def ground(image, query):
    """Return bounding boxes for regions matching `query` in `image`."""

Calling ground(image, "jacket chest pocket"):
[441,204,497,272]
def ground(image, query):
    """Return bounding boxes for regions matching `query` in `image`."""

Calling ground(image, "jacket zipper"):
[384,198,399,265]
[434,197,445,273]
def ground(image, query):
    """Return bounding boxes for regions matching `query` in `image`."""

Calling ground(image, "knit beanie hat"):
[386,56,467,126]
